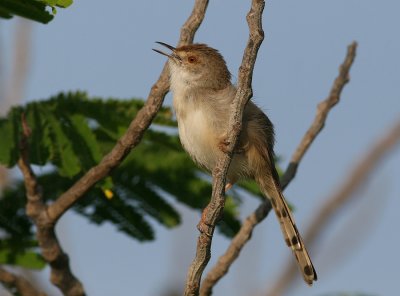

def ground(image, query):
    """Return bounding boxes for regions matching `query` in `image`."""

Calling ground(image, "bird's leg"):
[197,181,232,235]
[218,136,245,154]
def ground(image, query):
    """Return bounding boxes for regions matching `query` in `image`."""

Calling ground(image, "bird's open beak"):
[153,42,181,61]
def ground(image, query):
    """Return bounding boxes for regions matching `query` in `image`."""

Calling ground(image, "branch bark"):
[16,1,210,295]
[184,1,265,295]
[267,118,400,296]
[200,42,358,295]
[0,266,46,296]
[47,0,210,222]
[17,114,85,295]
[281,41,358,188]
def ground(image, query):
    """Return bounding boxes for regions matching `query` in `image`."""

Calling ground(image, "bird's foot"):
[225,182,233,192]
[197,207,214,237]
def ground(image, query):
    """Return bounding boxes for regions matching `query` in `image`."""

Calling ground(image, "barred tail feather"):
[256,174,317,285]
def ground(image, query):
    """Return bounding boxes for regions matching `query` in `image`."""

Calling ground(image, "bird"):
[153,42,317,285]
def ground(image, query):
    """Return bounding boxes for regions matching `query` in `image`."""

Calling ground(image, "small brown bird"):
[154,42,317,285]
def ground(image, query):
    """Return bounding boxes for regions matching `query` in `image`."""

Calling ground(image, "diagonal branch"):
[184,1,265,295]
[0,266,46,296]
[268,118,400,296]
[200,42,358,295]
[16,1,210,295]
[281,41,358,188]
[47,0,210,222]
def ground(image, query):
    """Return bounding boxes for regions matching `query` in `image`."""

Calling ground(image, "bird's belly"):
[177,109,220,171]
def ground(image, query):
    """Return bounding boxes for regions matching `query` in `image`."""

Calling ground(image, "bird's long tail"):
[256,174,317,285]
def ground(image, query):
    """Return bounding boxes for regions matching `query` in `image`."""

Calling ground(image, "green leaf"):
[25,103,51,165]
[86,189,155,241]
[0,7,13,18]
[64,113,102,170]
[41,0,57,6]
[0,107,23,167]
[39,0,73,8]
[0,249,45,269]
[0,0,54,23]
[42,111,81,177]
[0,118,16,166]
[124,179,181,228]
[0,189,35,254]
[0,0,74,22]
[55,0,72,8]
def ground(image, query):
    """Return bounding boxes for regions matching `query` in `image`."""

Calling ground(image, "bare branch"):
[0,266,47,296]
[17,114,85,296]
[281,42,358,188]
[184,1,265,295]
[15,1,210,295]
[268,118,400,295]
[47,0,210,222]
[200,42,358,295]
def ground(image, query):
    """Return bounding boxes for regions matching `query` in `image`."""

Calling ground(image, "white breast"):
[174,96,220,171]
[169,61,238,172]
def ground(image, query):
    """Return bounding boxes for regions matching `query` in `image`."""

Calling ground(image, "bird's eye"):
[188,56,197,63]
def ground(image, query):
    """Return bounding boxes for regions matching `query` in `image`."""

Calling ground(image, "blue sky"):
[1,1,400,295]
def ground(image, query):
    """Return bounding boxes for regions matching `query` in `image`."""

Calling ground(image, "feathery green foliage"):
[0,0,73,23]
[0,92,266,269]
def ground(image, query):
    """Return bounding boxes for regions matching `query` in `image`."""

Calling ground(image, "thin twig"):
[0,266,47,296]
[17,114,85,296]
[200,42,358,295]
[281,42,358,188]
[268,118,400,296]
[184,1,265,295]
[47,0,210,222]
